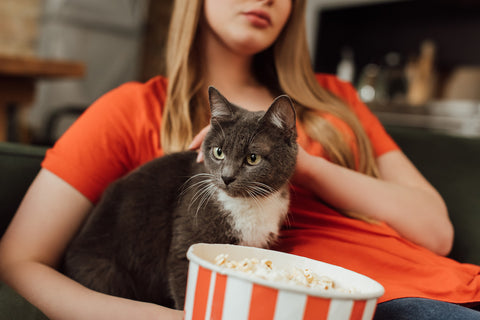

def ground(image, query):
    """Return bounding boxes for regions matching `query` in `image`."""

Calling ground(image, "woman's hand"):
[291,145,315,188]
[289,148,453,256]
[189,125,210,162]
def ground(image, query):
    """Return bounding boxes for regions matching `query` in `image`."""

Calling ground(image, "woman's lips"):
[243,10,271,28]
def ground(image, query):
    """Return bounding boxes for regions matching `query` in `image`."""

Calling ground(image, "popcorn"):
[215,254,228,266]
[214,254,354,292]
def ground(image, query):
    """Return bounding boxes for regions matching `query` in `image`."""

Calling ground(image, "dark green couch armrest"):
[387,127,480,265]
[0,143,49,319]
[0,142,47,237]
[0,283,48,320]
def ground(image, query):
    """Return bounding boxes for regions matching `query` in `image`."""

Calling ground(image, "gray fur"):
[63,87,298,309]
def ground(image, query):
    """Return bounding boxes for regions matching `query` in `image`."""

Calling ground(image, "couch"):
[0,142,48,320]
[0,126,479,319]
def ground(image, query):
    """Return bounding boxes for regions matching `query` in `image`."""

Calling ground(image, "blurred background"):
[310,0,480,137]
[0,0,479,145]
[0,0,169,144]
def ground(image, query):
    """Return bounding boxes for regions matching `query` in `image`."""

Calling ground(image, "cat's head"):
[202,86,298,198]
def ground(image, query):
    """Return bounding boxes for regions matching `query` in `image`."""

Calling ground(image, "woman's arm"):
[293,147,453,256]
[0,169,183,320]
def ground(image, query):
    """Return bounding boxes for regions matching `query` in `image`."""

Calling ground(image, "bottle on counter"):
[336,47,355,83]
[406,40,437,106]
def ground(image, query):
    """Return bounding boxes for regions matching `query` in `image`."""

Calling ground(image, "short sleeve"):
[42,76,167,203]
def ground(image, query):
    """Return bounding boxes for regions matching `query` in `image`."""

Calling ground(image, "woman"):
[0,0,479,319]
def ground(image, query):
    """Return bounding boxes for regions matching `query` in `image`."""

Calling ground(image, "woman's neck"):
[199,26,274,111]
[201,31,259,95]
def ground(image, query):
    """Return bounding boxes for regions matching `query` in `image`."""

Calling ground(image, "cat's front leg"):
[166,253,190,310]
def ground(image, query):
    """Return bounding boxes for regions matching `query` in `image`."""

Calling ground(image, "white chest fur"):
[216,186,289,248]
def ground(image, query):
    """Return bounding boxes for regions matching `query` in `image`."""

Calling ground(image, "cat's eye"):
[212,147,225,160]
[246,154,262,165]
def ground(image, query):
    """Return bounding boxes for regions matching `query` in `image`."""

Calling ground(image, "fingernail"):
[196,151,204,163]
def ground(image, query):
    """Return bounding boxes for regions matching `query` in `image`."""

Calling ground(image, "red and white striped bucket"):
[185,244,384,320]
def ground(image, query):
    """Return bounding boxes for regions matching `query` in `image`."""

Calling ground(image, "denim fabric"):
[374,298,480,320]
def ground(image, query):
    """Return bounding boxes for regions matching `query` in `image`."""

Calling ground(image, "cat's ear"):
[262,95,296,131]
[208,86,234,121]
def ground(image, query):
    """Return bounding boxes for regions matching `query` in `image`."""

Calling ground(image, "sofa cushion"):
[0,283,48,320]
[0,143,46,237]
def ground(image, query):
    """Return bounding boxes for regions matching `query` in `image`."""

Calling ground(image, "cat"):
[62,86,298,310]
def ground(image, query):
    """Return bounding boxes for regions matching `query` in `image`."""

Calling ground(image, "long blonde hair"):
[162,0,379,177]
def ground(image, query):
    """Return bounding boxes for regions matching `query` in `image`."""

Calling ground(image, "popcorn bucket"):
[184,243,384,320]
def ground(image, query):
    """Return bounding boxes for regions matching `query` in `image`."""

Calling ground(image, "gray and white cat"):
[63,87,298,309]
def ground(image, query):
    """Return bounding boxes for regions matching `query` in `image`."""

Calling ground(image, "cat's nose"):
[222,176,236,186]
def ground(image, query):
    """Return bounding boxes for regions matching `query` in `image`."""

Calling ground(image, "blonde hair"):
[162,0,379,177]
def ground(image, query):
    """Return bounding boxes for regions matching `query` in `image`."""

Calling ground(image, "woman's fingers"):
[188,125,210,150]
[189,125,210,162]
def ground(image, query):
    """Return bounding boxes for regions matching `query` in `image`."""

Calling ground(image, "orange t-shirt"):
[42,75,480,304]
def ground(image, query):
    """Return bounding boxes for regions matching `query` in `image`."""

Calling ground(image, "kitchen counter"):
[369,100,480,137]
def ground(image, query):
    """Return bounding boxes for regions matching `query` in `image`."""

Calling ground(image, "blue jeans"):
[374,298,480,320]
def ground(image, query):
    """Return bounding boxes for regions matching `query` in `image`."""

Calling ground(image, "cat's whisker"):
[251,181,274,190]
[194,184,217,221]
[287,180,296,192]
[283,212,293,227]
[182,174,215,193]
[184,179,211,196]
[252,188,269,198]
[245,186,270,214]
[187,187,209,211]
[248,181,274,197]
[190,188,210,223]
[185,174,217,213]
[182,173,216,205]
[202,185,217,213]
[189,181,215,213]
[245,188,264,212]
